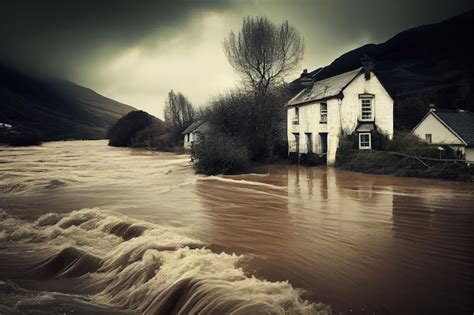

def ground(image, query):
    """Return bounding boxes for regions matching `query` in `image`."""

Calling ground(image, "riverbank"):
[332,133,474,181]
[335,149,473,181]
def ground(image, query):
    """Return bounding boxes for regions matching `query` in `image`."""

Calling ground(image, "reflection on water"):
[0,140,473,314]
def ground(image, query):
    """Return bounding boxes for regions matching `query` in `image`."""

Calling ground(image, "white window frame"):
[320,103,327,123]
[425,134,432,144]
[359,133,372,149]
[360,97,374,121]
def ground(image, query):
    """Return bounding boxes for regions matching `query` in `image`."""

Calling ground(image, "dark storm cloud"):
[3,0,472,77]
[0,0,232,77]
[1,0,473,117]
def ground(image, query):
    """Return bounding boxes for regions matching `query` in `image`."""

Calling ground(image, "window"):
[320,103,327,123]
[359,133,371,149]
[425,134,432,144]
[360,98,373,121]
[293,107,299,125]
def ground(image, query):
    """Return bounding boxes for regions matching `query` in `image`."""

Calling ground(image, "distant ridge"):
[0,63,138,141]
[291,9,474,127]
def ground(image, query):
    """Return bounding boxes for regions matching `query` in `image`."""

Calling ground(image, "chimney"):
[300,69,314,89]
[429,104,436,112]
[360,54,375,80]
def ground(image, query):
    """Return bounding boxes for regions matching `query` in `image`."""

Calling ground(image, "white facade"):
[466,149,474,162]
[412,113,464,146]
[412,111,474,162]
[182,121,209,151]
[183,131,200,150]
[287,70,394,165]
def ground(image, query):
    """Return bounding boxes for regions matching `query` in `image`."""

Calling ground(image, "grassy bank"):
[336,134,473,181]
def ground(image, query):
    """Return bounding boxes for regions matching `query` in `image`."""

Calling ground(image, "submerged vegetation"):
[108,110,155,147]
[0,127,41,146]
[108,110,171,149]
[336,133,473,181]
[192,132,249,175]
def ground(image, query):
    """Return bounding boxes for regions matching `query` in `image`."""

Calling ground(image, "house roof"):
[182,121,203,135]
[287,67,363,106]
[181,121,211,135]
[194,122,210,133]
[434,111,474,147]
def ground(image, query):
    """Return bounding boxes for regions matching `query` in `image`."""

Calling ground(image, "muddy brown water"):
[0,140,473,314]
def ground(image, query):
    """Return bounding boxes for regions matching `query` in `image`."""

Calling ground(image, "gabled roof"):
[194,122,210,133]
[287,68,363,106]
[434,111,474,147]
[182,121,203,135]
[181,121,211,135]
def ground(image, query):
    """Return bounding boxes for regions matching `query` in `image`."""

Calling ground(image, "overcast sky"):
[1,0,473,118]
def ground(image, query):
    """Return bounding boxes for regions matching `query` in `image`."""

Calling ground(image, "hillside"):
[291,10,474,129]
[0,63,136,141]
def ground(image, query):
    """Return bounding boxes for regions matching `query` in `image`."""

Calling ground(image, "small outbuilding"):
[412,109,474,162]
[182,121,210,151]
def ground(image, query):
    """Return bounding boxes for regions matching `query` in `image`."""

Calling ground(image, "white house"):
[287,65,394,165]
[412,109,474,162]
[182,121,210,151]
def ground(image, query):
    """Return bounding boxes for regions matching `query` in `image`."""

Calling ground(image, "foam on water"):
[200,176,287,191]
[0,208,331,315]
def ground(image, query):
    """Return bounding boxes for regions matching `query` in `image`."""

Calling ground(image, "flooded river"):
[0,140,473,314]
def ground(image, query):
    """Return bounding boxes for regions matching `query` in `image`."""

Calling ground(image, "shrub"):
[130,123,173,150]
[202,88,288,162]
[108,111,154,147]
[335,134,358,166]
[192,132,249,175]
[271,138,289,160]
[386,132,436,157]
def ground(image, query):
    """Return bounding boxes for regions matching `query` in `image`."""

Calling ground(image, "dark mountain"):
[291,10,474,129]
[0,63,137,141]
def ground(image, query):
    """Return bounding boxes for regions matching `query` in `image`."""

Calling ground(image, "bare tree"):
[164,90,195,138]
[224,17,304,96]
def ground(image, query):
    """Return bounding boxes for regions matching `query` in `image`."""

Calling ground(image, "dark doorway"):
[320,133,328,154]
[293,133,300,154]
[306,133,312,154]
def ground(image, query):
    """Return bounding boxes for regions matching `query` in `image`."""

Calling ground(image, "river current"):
[0,140,473,314]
